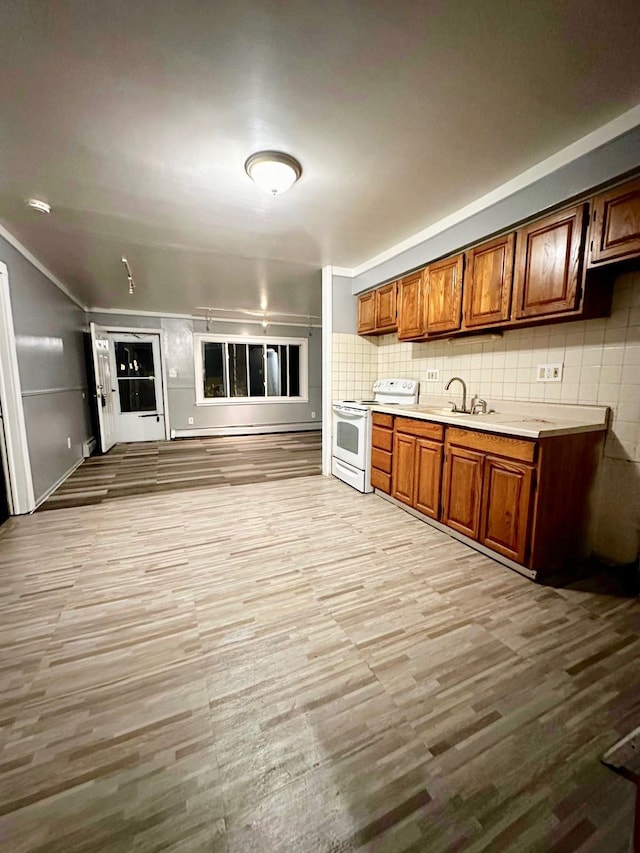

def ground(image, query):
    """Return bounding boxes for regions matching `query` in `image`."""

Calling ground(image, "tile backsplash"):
[332,270,640,564]
[331,333,378,401]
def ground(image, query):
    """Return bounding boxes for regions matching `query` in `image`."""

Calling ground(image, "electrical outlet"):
[169,368,178,378]
[536,363,563,382]
[425,369,439,382]
[188,417,194,425]
[67,436,71,449]
[311,411,316,418]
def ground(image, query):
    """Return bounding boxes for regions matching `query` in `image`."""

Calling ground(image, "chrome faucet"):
[470,395,488,415]
[445,376,469,413]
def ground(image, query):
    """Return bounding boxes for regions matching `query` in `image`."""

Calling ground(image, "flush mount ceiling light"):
[26,198,51,214]
[244,151,302,195]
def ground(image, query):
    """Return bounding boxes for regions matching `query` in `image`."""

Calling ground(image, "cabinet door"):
[391,432,415,506]
[464,233,515,328]
[357,291,376,334]
[513,204,587,319]
[397,271,425,340]
[589,177,640,265]
[425,254,464,334]
[480,457,534,564]
[376,281,397,331]
[442,446,484,539]
[414,439,443,519]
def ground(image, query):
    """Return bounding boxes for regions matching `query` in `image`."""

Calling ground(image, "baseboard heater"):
[82,437,97,458]
[171,423,321,439]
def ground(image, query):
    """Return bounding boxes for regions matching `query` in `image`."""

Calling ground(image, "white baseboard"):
[34,456,85,509]
[171,423,321,439]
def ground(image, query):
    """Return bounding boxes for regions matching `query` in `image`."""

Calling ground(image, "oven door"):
[332,405,369,470]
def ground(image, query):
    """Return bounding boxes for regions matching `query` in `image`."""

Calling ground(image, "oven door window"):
[336,420,360,456]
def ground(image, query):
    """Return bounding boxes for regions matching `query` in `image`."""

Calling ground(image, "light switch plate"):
[536,363,563,382]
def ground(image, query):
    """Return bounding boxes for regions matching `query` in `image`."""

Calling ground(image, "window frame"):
[194,333,309,405]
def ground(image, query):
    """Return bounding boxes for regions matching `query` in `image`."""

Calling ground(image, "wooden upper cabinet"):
[512,204,588,320]
[463,233,515,328]
[376,281,397,331]
[589,176,640,266]
[357,291,376,334]
[397,270,426,340]
[480,456,534,564]
[358,281,398,335]
[424,253,464,334]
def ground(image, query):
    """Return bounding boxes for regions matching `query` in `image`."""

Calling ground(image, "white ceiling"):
[1,0,639,319]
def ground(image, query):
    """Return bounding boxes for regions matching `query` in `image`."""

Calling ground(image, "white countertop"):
[372,398,610,439]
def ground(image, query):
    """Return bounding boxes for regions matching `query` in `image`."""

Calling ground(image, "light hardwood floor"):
[1,474,638,851]
[38,432,322,510]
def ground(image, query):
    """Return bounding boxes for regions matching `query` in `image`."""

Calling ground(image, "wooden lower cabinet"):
[443,428,536,564]
[391,433,415,505]
[414,439,443,519]
[391,417,444,516]
[441,446,483,539]
[371,412,394,493]
[382,417,604,579]
[480,456,534,564]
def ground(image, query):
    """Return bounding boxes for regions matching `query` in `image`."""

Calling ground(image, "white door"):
[90,322,117,453]
[108,332,165,443]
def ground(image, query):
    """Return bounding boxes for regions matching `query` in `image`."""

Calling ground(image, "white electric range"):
[332,378,419,493]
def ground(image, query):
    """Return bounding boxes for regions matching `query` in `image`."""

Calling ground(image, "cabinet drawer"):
[395,417,444,441]
[372,448,392,473]
[372,412,393,428]
[446,427,536,463]
[372,426,393,451]
[371,468,391,493]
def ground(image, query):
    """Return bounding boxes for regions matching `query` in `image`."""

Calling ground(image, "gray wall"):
[1,235,92,504]
[89,313,322,433]
[332,275,357,334]
[352,125,640,293]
